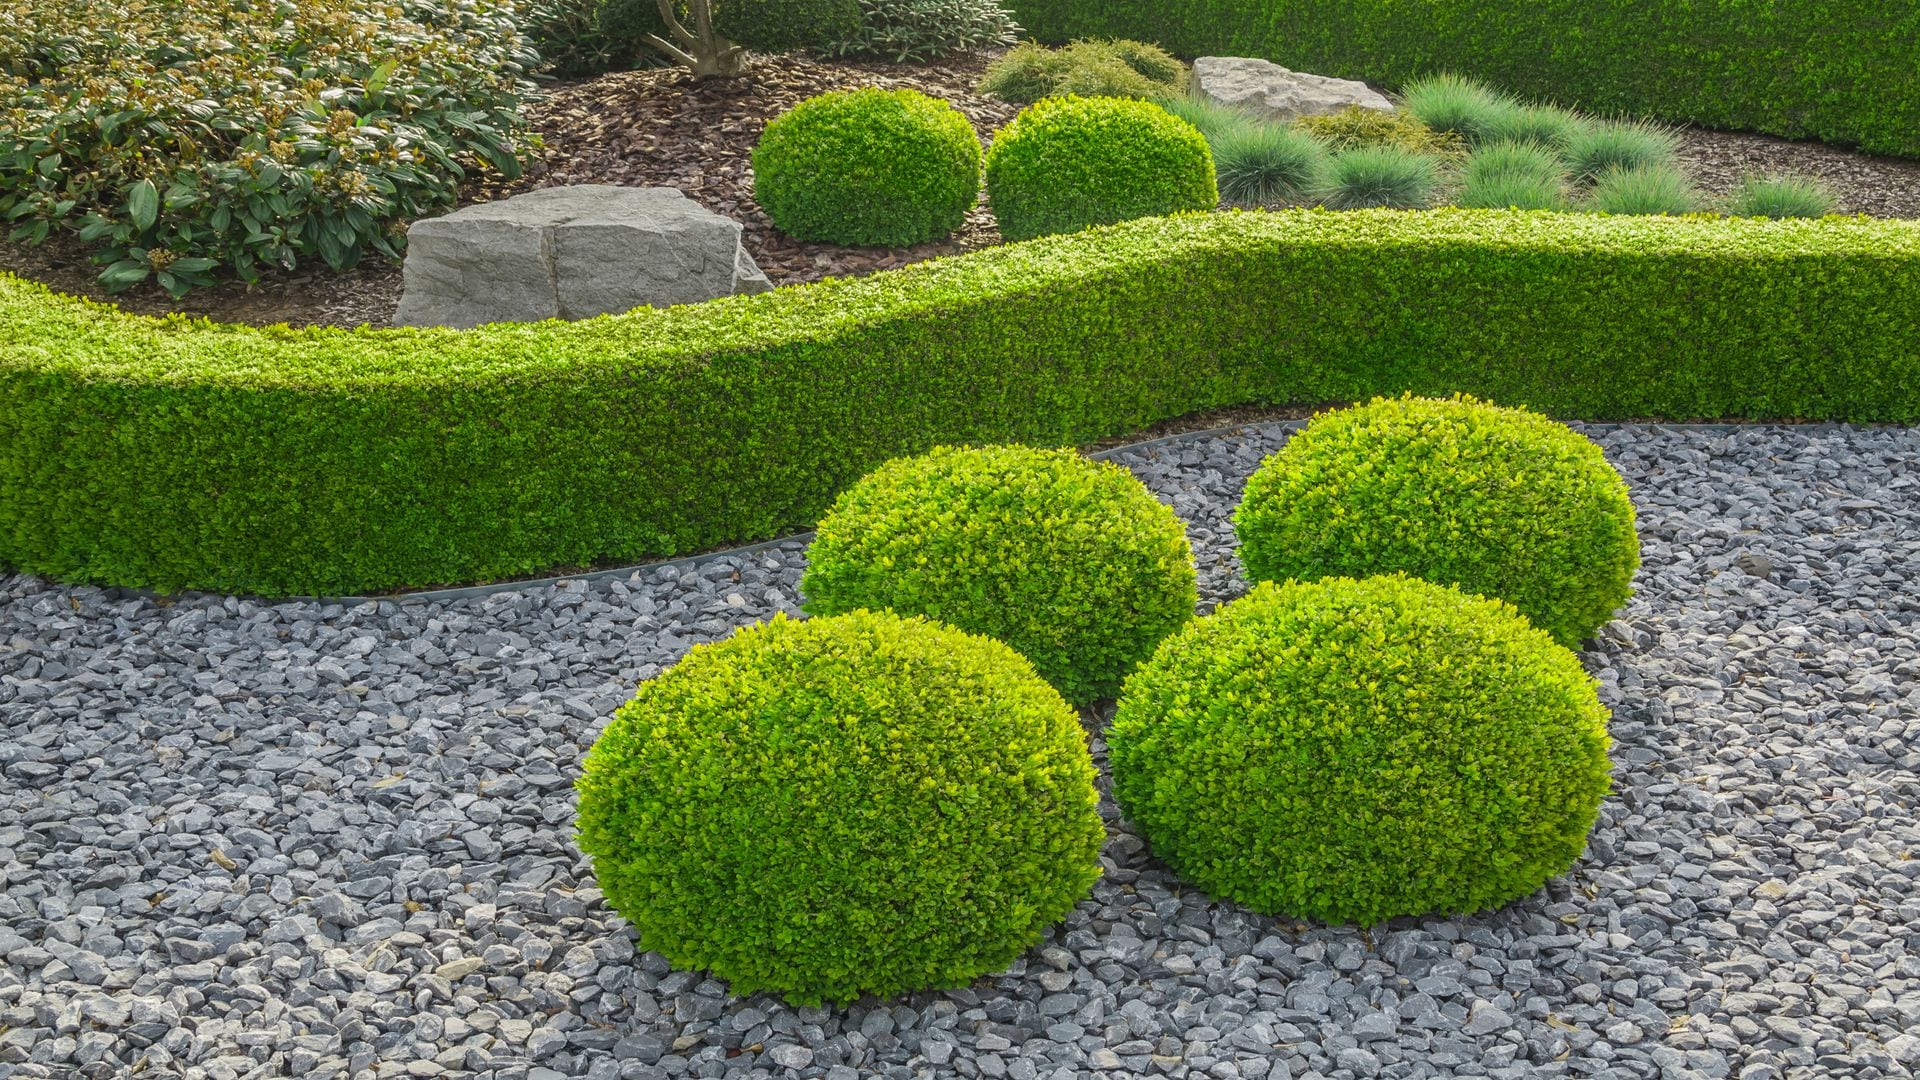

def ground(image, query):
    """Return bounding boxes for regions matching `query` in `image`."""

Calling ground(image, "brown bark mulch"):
[3,52,1917,330]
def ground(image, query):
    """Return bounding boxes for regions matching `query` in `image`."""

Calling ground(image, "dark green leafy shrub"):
[985,95,1216,241]
[576,609,1105,1004]
[754,88,981,246]
[978,40,1187,104]
[1292,106,1463,158]
[713,0,863,50]
[801,445,1197,704]
[1003,2,1920,157]
[1107,573,1613,925]
[1398,74,1514,144]
[1561,120,1681,183]
[1588,163,1699,215]
[1211,124,1331,206]
[0,0,538,296]
[1234,394,1640,647]
[1312,145,1440,209]
[1726,174,1837,219]
[825,0,1022,62]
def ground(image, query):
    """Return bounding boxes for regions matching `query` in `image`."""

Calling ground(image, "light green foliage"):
[1211,124,1331,205]
[1234,394,1640,647]
[0,0,538,296]
[1003,3,1920,157]
[753,88,981,247]
[1313,145,1439,209]
[5,210,1919,595]
[800,445,1197,703]
[1292,106,1463,158]
[1562,120,1681,183]
[1589,163,1700,215]
[978,40,1188,104]
[1727,175,1837,219]
[985,95,1217,241]
[1107,573,1613,925]
[1479,103,1585,149]
[575,610,1105,1003]
[825,0,1022,62]
[1459,140,1568,209]
[1399,74,1515,144]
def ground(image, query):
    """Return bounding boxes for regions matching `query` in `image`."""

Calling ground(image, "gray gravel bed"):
[2,423,1918,1080]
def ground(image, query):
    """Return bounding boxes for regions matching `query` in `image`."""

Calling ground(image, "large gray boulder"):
[1192,56,1395,125]
[394,185,771,329]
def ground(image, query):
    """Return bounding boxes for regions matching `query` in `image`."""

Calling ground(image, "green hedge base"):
[1005,0,1920,159]
[3,208,1918,596]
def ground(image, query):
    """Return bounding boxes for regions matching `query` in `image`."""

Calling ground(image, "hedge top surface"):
[574,609,1106,1004]
[1107,573,1613,925]
[800,444,1198,704]
[7,209,1919,388]
[1233,394,1641,647]
[751,86,983,247]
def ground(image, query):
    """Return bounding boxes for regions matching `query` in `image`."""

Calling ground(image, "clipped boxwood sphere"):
[575,610,1105,1004]
[985,95,1218,242]
[800,445,1198,705]
[1109,574,1612,924]
[1233,395,1639,647]
[752,87,982,247]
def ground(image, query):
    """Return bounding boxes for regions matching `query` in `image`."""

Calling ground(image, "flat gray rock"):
[1193,55,1395,124]
[394,184,770,329]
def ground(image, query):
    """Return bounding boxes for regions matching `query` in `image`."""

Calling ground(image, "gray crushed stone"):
[2,422,1918,1080]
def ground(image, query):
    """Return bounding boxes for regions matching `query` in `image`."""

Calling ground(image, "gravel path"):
[3,423,1918,1080]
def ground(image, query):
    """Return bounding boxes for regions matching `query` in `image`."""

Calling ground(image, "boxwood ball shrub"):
[753,88,982,247]
[1234,395,1639,648]
[801,445,1197,704]
[1107,573,1612,925]
[575,609,1105,1004]
[986,96,1217,241]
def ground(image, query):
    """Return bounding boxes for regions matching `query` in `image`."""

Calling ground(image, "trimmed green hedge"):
[3,208,1918,595]
[1003,0,1920,159]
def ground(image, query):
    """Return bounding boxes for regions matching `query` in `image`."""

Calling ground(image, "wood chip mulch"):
[3,52,1917,330]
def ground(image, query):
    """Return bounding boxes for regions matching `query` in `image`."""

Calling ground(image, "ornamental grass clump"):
[1211,124,1332,205]
[1312,145,1440,209]
[1588,162,1700,215]
[801,444,1198,704]
[753,88,981,246]
[0,0,539,296]
[1479,102,1585,149]
[1458,140,1569,209]
[1398,73,1514,144]
[1107,573,1613,925]
[575,610,1105,1004]
[1727,174,1837,218]
[985,96,1217,241]
[1561,120,1682,183]
[1233,395,1640,647]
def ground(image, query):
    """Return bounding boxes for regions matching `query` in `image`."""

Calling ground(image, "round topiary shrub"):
[1233,395,1639,647]
[575,610,1105,1004]
[800,444,1197,705]
[984,95,1218,242]
[1108,573,1613,925]
[752,87,982,247]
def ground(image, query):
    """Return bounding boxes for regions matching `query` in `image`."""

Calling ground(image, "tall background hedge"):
[2,209,1918,596]
[1003,0,1920,159]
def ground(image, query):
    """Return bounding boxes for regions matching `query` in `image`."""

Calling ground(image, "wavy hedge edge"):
[1002,0,1920,160]
[3,207,1919,596]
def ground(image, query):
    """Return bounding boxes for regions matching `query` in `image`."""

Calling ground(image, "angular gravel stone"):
[3,421,1916,1080]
